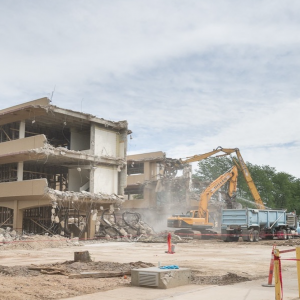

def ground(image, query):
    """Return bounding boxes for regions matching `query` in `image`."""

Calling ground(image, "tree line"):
[193,157,300,212]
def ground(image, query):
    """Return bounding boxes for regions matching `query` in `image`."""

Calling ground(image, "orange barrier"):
[262,245,275,287]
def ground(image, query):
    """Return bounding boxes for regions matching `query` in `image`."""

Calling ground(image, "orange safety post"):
[262,245,275,287]
[166,232,174,254]
[274,248,282,300]
[168,232,171,253]
[296,247,300,298]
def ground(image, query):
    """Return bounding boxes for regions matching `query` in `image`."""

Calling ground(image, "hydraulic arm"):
[198,165,238,224]
[173,146,265,209]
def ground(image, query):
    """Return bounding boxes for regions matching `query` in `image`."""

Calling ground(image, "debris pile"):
[137,230,183,243]
[95,211,155,241]
[0,227,82,251]
[192,271,251,286]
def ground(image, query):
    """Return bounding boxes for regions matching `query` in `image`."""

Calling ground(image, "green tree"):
[244,163,276,208]
[272,172,296,210]
[193,156,244,199]
[291,179,300,213]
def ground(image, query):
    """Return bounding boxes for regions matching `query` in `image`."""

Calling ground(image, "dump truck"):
[221,208,298,242]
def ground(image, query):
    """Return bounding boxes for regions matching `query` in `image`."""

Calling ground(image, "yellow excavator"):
[167,165,238,236]
[169,146,265,209]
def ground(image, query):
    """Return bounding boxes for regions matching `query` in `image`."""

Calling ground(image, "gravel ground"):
[0,237,299,299]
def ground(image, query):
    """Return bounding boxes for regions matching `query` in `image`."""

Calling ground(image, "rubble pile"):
[0,227,82,251]
[96,211,156,241]
[137,231,184,243]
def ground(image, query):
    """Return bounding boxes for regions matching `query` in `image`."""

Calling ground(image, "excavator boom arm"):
[199,166,238,221]
[180,146,223,164]
[175,146,265,209]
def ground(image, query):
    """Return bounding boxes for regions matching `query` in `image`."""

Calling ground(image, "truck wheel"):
[248,230,254,242]
[253,230,259,242]
[231,236,239,242]
[287,230,293,239]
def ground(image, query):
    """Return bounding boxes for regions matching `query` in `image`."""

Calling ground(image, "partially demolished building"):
[123,151,166,208]
[122,151,226,230]
[0,98,129,238]
[122,152,193,230]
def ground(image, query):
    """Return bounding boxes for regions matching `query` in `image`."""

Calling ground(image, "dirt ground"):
[0,237,299,300]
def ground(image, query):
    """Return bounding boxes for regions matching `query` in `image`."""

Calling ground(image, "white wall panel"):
[94,127,117,156]
[93,167,117,194]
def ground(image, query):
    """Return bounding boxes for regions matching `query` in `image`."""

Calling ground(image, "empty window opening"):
[0,207,13,228]
[0,163,18,183]
[23,162,68,191]
[0,122,20,142]
[127,161,144,175]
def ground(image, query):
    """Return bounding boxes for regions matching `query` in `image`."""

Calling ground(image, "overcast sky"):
[1,0,300,177]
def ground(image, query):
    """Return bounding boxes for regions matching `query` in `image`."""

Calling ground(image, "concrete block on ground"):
[131,267,191,289]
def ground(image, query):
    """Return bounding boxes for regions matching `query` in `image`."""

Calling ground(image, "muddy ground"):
[0,237,299,300]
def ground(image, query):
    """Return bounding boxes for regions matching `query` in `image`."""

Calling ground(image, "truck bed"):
[222,208,287,229]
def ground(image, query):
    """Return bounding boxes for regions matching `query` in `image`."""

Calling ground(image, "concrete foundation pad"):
[131,267,191,289]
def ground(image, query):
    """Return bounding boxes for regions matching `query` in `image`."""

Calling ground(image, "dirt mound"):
[192,272,251,285]
[0,260,155,300]
[0,260,155,277]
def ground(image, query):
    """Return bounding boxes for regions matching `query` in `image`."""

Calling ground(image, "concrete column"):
[119,166,127,195]
[19,120,25,139]
[17,121,25,181]
[118,129,127,159]
[13,200,23,234]
[90,124,96,155]
[118,129,127,195]
[17,162,23,181]
[89,168,95,193]
[144,162,150,180]
[88,216,96,239]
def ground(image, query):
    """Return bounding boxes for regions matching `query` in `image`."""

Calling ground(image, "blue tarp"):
[159,265,179,269]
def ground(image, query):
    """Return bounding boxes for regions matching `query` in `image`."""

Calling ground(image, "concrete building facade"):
[123,151,166,209]
[0,98,129,238]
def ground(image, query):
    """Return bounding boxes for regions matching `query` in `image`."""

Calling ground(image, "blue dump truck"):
[221,209,299,242]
